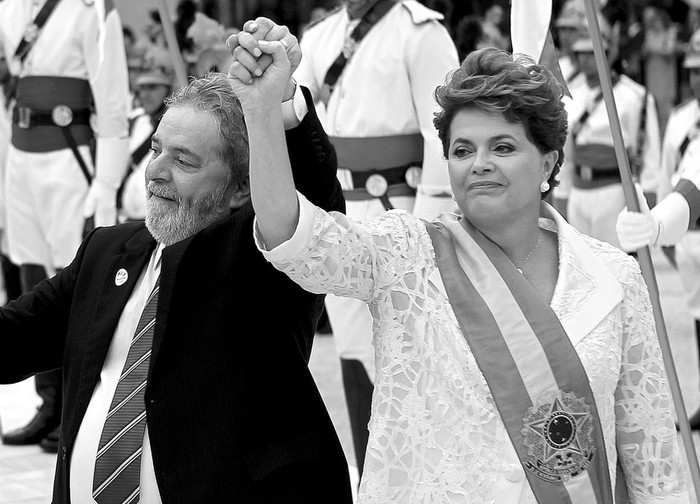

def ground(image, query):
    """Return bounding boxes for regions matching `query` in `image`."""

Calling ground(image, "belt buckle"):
[365,173,388,197]
[580,165,593,182]
[52,105,73,127]
[16,106,31,129]
[405,166,422,189]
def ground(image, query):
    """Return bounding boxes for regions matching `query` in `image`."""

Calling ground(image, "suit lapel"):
[150,233,193,369]
[90,230,155,349]
[71,228,156,442]
[148,208,249,369]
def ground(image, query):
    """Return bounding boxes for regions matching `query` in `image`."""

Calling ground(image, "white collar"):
[153,243,165,271]
[427,203,624,346]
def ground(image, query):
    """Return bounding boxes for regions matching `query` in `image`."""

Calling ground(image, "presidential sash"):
[424,215,613,504]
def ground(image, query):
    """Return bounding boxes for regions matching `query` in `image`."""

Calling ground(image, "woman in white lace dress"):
[230,40,689,503]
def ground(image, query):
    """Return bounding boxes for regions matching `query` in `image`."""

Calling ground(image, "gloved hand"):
[84,179,119,227]
[616,209,659,252]
[83,137,129,227]
[616,185,658,252]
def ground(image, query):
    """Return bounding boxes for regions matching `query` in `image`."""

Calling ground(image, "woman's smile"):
[467,180,505,192]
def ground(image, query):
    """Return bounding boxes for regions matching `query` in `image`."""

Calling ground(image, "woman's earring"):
[540,180,550,193]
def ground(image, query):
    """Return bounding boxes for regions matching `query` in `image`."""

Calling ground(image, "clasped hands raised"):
[225,18,301,113]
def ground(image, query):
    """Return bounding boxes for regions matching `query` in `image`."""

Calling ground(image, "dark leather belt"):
[346,165,421,210]
[573,164,620,189]
[12,104,93,184]
[350,165,419,191]
[575,164,619,181]
[13,105,91,129]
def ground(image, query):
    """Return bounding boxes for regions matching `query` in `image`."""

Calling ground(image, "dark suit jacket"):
[0,88,352,503]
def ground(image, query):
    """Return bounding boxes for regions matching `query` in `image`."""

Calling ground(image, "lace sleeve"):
[267,205,433,304]
[615,260,689,503]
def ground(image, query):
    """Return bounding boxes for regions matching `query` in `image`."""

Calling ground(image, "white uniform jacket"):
[120,111,153,221]
[0,0,130,167]
[558,74,661,197]
[658,98,700,200]
[257,194,689,504]
[294,0,458,369]
[0,92,10,247]
[294,0,459,218]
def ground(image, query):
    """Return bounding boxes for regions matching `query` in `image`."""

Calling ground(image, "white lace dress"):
[256,194,690,504]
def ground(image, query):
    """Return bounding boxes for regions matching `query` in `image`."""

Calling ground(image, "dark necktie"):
[92,278,160,504]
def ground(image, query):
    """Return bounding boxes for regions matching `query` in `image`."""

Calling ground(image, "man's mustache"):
[147,182,179,202]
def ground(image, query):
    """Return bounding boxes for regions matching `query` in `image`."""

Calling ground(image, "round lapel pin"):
[115,268,128,286]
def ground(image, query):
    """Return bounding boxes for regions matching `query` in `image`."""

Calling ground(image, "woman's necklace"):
[516,232,541,274]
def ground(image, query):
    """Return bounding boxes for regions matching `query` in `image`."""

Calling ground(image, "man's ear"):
[229,176,251,209]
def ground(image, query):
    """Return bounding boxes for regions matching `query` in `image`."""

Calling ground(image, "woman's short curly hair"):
[433,48,568,199]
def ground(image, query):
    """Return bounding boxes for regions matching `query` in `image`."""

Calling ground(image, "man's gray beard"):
[145,183,230,246]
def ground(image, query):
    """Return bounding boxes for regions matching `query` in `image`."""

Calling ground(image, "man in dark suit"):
[0,26,351,503]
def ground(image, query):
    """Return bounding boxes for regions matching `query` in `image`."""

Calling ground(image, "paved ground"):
[1,247,699,502]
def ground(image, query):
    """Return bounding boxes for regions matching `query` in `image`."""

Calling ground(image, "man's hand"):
[226,18,300,102]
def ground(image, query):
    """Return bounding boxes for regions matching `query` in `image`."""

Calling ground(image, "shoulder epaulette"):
[400,0,443,24]
[303,6,342,31]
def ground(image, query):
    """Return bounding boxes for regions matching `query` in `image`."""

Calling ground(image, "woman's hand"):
[226,18,299,113]
[227,18,302,250]
[226,18,301,89]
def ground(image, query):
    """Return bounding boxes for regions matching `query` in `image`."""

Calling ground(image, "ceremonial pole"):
[156,0,188,88]
[581,0,700,495]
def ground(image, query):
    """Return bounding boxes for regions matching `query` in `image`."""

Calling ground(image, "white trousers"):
[567,183,626,249]
[5,145,92,272]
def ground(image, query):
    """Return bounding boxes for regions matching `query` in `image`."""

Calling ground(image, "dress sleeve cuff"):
[281,80,308,130]
[254,191,316,260]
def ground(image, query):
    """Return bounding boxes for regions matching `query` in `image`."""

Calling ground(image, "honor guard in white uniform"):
[0,57,21,304]
[0,0,130,452]
[119,67,173,222]
[617,27,700,430]
[554,0,586,86]
[293,0,458,476]
[557,27,661,249]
